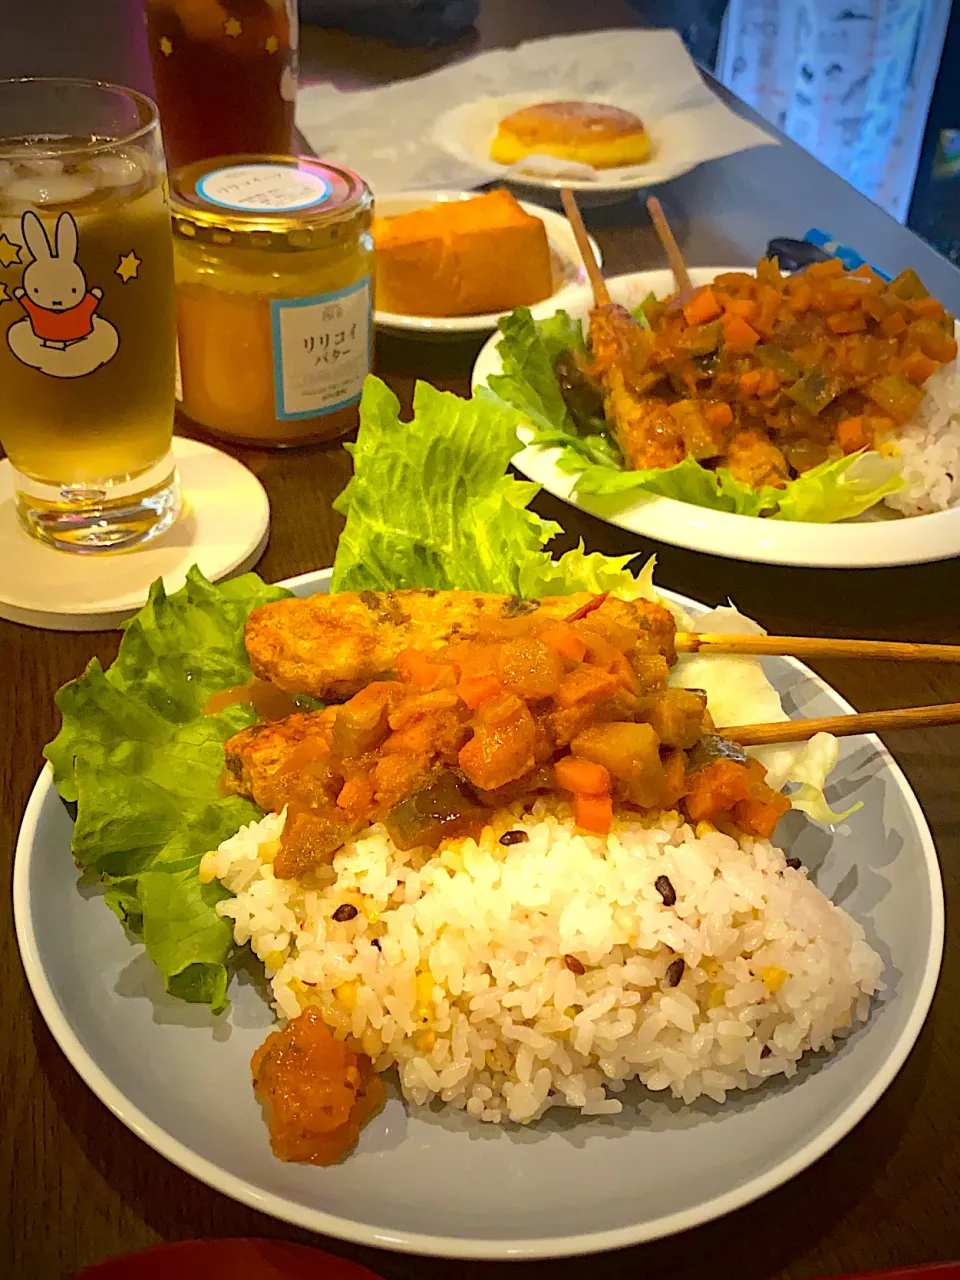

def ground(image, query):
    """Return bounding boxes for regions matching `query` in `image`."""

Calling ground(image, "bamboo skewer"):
[675,633,960,663]
[646,196,694,301]
[560,188,610,306]
[719,702,960,746]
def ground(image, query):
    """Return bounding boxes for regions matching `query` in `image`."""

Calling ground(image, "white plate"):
[14,568,944,1259]
[433,93,735,206]
[472,269,960,567]
[373,190,601,337]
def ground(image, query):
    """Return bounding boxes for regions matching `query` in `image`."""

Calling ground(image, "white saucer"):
[0,437,270,631]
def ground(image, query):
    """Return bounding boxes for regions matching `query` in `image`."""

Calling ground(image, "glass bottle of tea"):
[145,1,298,170]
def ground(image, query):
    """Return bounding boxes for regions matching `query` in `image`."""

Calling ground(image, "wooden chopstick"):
[675,633,960,663]
[646,196,693,299]
[560,188,610,306]
[719,702,960,746]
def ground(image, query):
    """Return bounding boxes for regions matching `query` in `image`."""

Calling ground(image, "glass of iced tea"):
[0,79,179,552]
[145,0,298,170]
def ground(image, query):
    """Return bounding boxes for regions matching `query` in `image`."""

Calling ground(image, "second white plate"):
[471,269,960,568]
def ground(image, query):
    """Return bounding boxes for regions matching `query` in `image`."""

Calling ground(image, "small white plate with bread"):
[433,96,700,206]
[373,189,601,338]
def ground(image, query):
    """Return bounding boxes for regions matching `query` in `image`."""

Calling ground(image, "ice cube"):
[6,175,96,205]
[22,157,64,177]
[87,153,142,188]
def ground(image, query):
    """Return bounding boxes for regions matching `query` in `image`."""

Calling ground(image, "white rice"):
[202,802,883,1125]
[882,361,960,515]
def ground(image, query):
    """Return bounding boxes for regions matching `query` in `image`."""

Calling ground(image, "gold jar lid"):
[169,155,372,252]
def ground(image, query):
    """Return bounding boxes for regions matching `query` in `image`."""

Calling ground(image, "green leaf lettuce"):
[332,376,656,601]
[44,568,290,1010]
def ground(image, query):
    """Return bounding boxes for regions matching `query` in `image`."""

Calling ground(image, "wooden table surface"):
[2,2,958,1276]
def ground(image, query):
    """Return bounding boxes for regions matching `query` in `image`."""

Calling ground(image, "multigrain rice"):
[202,801,883,1125]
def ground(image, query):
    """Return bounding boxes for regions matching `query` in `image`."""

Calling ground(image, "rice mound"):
[882,361,960,515]
[202,803,883,1124]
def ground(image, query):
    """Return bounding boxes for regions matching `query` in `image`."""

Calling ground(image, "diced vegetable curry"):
[224,593,789,877]
[575,259,957,486]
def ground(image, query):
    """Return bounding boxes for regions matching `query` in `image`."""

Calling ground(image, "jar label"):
[270,279,371,420]
[196,164,332,213]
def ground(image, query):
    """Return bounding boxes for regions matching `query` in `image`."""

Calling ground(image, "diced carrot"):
[790,281,811,312]
[721,313,761,351]
[732,792,790,839]
[836,416,869,454]
[395,648,456,689]
[881,310,907,337]
[554,667,621,708]
[565,591,609,622]
[909,296,945,319]
[704,401,733,429]
[682,285,723,327]
[754,287,781,335]
[739,369,763,396]
[901,350,940,384]
[723,297,758,321]
[925,331,957,363]
[683,760,750,823]
[810,257,845,278]
[757,368,780,397]
[850,262,881,279]
[540,623,588,663]
[574,792,613,835]
[457,674,504,709]
[555,756,611,796]
[336,775,374,812]
[827,310,867,334]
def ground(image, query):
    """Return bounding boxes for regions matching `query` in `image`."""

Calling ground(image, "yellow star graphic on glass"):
[0,282,10,303]
[265,34,279,53]
[159,36,173,56]
[0,233,22,268]
[116,251,141,284]
[224,16,242,37]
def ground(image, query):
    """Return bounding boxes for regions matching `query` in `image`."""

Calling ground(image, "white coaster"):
[0,437,270,631]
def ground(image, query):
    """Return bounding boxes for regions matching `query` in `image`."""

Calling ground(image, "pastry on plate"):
[373,188,554,317]
[490,100,651,170]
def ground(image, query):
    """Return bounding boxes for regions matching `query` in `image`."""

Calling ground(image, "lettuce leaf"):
[332,376,655,600]
[44,568,290,1010]
[485,307,620,470]
[485,307,904,522]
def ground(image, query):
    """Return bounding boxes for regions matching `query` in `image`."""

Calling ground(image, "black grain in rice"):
[663,957,685,987]
[654,874,677,906]
[332,903,359,922]
[785,857,802,870]
[563,954,586,975]
[499,830,529,846]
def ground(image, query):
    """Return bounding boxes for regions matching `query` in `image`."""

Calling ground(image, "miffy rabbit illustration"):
[7,209,119,378]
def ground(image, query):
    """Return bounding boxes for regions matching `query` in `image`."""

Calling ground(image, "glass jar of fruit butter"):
[170,156,373,446]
